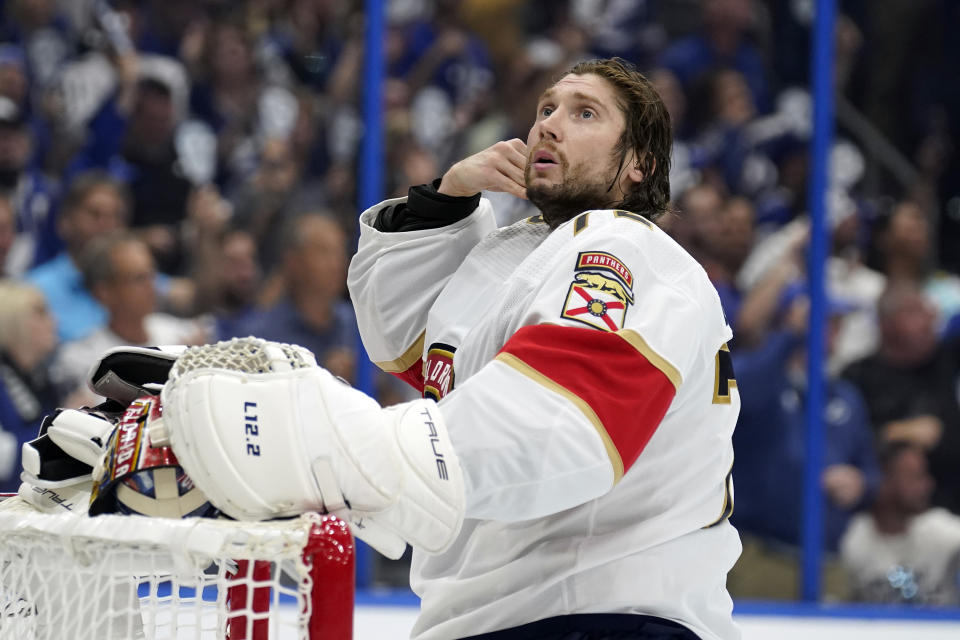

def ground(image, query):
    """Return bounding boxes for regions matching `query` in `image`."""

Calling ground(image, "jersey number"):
[704,345,737,527]
[712,344,736,404]
[572,210,654,235]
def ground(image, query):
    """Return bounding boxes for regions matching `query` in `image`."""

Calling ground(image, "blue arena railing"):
[801,0,837,603]
[354,0,387,590]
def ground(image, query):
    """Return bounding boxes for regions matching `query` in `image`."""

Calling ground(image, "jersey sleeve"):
[439,211,724,522]
[347,196,498,390]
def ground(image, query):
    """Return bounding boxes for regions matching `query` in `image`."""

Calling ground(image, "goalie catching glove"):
[159,337,465,559]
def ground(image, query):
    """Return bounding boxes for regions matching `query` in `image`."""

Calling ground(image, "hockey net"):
[0,496,354,639]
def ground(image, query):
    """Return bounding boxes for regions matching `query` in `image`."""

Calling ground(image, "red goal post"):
[0,495,354,639]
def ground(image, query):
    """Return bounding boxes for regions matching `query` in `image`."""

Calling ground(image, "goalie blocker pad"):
[161,358,465,559]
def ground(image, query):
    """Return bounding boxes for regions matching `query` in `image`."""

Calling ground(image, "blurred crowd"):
[0,0,959,605]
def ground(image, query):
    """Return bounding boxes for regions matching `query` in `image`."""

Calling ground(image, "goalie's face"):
[524,73,644,228]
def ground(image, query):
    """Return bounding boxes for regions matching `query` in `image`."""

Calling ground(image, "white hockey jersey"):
[348,197,742,640]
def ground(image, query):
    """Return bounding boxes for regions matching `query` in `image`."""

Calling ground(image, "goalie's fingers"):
[498,159,526,191]
[505,138,528,170]
[489,167,528,201]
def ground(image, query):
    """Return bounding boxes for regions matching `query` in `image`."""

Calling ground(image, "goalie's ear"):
[87,345,187,406]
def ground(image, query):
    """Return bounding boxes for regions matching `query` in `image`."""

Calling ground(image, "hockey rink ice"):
[351,601,960,640]
[126,603,960,639]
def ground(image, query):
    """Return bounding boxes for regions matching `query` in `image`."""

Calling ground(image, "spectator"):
[0,195,16,276]
[237,212,356,383]
[667,181,726,263]
[568,0,662,67]
[0,42,52,173]
[649,67,688,139]
[733,218,806,348]
[666,184,754,331]
[0,95,58,274]
[230,137,305,272]
[190,17,296,187]
[51,231,209,405]
[659,0,769,113]
[648,67,703,196]
[842,281,960,514]
[736,189,884,371]
[0,0,72,91]
[711,196,756,325]
[872,200,960,336]
[124,0,207,58]
[824,191,886,373]
[389,0,494,111]
[194,226,262,341]
[266,0,350,93]
[0,44,30,116]
[26,171,128,341]
[0,279,58,492]
[686,67,763,195]
[729,289,880,599]
[841,441,960,606]
[70,49,212,275]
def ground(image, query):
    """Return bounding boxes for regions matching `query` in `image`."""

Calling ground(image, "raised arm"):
[348,139,529,387]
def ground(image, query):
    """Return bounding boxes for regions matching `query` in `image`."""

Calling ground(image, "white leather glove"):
[159,337,465,559]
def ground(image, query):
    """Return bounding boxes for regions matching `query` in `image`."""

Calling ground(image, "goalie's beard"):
[525,154,622,230]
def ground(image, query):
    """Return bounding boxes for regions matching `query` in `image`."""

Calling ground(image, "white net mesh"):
[0,497,353,640]
[170,338,315,381]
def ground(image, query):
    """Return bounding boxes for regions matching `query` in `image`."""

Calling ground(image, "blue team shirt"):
[731,331,880,551]
[27,253,107,342]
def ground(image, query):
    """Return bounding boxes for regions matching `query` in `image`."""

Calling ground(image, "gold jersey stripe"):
[495,352,625,484]
[615,329,682,391]
[374,331,426,373]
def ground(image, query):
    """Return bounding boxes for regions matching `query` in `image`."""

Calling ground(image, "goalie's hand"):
[19,407,117,513]
[160,337,466,559]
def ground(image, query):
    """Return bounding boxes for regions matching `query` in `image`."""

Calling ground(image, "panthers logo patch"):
[561,252,634,332]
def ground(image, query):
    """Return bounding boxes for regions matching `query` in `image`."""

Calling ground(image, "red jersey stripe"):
[496,324,679,479]
[375,332,426,392]
[390,362,425,392]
